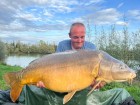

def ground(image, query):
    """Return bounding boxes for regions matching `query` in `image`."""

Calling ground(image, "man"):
[56,22,96,52]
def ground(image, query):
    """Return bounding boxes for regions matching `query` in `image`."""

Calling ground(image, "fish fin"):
[4,72,23,102]
[92,61,100,77]
[10,83,23,102]
[87,81,101,96]
[4,72,20,86]
[63,90,76,104]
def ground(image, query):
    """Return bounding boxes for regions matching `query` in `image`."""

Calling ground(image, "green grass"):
[0,63,22,89]
[0,63,140,104]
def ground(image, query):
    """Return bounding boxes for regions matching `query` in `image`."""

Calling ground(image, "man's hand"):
[90,80,106,89]
[36,81,45,88]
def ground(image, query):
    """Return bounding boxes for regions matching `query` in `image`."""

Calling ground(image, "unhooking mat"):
[0,85,132,105]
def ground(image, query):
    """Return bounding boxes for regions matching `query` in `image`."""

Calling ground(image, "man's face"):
[69,25,85,49]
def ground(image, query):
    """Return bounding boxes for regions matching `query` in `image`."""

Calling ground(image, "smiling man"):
[56,22,96,52]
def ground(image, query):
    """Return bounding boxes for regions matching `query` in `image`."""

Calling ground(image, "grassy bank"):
[0,63,22,89]
[0,64,140,104]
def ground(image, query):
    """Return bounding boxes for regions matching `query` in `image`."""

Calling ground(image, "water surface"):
[4,54,43,68]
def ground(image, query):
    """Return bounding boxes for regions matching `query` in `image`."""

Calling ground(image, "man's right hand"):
[36,81,45,88]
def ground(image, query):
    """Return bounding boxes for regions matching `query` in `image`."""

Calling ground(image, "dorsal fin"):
[91,60,101,77]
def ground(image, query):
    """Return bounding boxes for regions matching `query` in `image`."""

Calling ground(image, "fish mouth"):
[132,72,136,78]
[128,72,136,84]
[114,79,134,84]
[113,72,136,84]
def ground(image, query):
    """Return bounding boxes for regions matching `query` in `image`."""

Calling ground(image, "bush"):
[0,40,6,62]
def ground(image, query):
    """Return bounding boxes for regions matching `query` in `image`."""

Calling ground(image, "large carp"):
[4,50,136,104]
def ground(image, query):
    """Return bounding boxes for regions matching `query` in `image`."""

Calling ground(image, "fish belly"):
[42,65,94,92]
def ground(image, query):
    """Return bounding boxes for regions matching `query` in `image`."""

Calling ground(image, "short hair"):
[69,22,85,35]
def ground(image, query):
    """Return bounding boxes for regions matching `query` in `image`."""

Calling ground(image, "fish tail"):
[4,72,17,86]
[3,72,23,102]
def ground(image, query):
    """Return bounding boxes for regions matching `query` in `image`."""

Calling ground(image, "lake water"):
[4,54,43,68]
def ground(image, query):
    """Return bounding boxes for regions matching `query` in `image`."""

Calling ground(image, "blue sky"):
[0,0,140,44]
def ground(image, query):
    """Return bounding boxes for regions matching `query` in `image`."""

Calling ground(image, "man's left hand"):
[90,81,106,89]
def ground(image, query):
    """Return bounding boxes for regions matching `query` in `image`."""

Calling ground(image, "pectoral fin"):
[87,81,101,96]
[63,90,76,104]
[92,61,100,77]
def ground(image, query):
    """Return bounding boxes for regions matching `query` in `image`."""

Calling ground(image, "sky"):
[0,0,140,44]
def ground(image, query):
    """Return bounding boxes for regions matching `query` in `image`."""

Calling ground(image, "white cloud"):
[55,20,67,25]
[0,30,68,44]
[44,10,53,17]
[49,5,72,13]
[85,0,104,6]
[10,21,25,30]
[0,0,139,44]
[0,21,26,32]
[127,10,140,20]
[71,18,85,23]
[128,10,140,16]
[32,0,49,4]
[116,21,128,26]
[16,13,41,21]
[40,0,77,13]
[0,0,76,27]
[117,3,124,8]
[87,8,121,25]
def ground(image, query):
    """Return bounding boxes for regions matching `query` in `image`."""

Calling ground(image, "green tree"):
[20,44,30,54]
[0,40,6,62]
[131,30,140,62]
[120,26,130,64]
[38,40,48,54]
[98,26,107,51]
[29,45,38,53]
[106,25,121,59]
[46,44,56,53]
